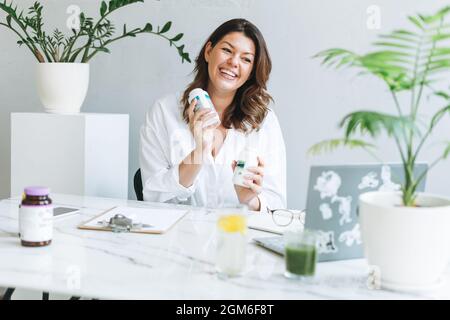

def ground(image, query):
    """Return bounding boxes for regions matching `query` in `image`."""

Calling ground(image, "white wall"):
[1,0,449,209]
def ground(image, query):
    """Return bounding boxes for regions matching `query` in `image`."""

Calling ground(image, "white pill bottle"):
[233,147,258,188]
[188,88,221,127]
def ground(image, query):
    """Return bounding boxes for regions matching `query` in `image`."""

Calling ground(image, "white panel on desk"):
[11,113,129,198]
[84,114,129,198]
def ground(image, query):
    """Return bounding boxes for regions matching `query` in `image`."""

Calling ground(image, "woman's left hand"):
[231,156,265,211]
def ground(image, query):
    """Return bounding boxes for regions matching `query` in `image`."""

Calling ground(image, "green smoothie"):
[285,244,317,276]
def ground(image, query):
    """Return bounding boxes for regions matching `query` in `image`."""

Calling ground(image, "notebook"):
[247,210,305,235]
[78,206,188,234]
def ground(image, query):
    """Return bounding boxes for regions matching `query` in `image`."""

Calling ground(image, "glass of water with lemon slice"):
[216,205,248,277]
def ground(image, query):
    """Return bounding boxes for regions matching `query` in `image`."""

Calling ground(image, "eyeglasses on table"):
[266,207,306,227]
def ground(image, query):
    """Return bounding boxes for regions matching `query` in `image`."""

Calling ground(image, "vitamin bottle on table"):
[19,186,53,247]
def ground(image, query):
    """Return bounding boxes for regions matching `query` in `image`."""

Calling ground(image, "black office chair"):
[1,288,75,300]
[2,288,15,300]
[134,169,144,201]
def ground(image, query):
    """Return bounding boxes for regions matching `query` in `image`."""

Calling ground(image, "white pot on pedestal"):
[359,192,450,292]
[36,63,89,114]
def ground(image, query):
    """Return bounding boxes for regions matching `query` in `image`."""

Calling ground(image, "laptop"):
[254,163,428,262]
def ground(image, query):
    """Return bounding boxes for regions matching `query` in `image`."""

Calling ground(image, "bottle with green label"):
[233,147,258,188]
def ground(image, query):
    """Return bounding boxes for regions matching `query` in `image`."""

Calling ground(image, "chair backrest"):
[134,169,143,201]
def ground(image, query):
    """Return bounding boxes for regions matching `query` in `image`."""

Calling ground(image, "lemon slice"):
[218,214,247,233]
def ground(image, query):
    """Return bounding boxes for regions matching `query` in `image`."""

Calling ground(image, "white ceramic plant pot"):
[36,63,89,114]
[359,192,450,292]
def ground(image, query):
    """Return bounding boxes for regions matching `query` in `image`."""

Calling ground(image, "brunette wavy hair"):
[181,18,273,132]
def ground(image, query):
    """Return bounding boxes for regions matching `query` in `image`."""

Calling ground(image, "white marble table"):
[1,194,449,300]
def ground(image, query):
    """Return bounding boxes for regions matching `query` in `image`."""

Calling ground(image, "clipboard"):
[78,206,188,234]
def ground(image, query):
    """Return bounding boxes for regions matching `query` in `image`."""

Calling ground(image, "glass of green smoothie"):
[284,229,318,280]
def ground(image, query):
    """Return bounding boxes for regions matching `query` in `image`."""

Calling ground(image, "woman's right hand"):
[179,99,218,187]
[187,99,219,156]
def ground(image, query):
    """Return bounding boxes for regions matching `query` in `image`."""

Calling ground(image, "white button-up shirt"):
[139,93,287,211]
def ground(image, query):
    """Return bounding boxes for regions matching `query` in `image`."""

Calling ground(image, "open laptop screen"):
[304,163,428,262]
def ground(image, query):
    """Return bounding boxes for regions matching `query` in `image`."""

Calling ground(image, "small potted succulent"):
[0,0,191,114]
[310,6,450,291]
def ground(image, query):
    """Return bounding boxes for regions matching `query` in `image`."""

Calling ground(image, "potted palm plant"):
[310,6,450,291]
[0,0,191,114]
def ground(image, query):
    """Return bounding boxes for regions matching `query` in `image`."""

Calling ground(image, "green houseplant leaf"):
[340,111,418,139]
[100,1,108,17]
[159,21,171,34]
[308,139,376,156]
[0,0,191,64]
[311,6,450,206]
[171,33,183,42]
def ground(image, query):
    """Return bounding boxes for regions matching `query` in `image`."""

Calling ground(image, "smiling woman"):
[182,19,272,132]
[139,18,286,212]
